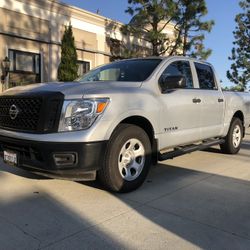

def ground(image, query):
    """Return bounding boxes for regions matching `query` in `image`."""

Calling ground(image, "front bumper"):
[0,135,107,180]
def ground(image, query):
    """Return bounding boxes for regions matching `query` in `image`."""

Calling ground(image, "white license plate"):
[4,151,18,166]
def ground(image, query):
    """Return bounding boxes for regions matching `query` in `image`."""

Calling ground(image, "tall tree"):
[122,0,178,56]
[174,0,214,59]
[227,0,250,88]
[58,24,78,81]
[122,0,214,59]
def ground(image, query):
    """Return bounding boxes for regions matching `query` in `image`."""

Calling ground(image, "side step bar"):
[158,139,225,161]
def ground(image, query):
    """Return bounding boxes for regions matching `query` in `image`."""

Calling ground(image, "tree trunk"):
[152,13,159,56]
[183,26,188,56]
[152,43,159,56]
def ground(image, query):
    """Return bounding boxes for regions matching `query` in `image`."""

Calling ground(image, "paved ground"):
[1,131,250,250]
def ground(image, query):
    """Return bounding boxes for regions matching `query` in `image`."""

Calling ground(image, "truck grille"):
[0,92,64,133]
[0,98,42,131]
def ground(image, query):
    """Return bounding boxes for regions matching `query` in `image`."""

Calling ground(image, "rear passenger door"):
[193,62,225,139]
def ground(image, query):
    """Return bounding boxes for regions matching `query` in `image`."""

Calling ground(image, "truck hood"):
[2,81,142,98]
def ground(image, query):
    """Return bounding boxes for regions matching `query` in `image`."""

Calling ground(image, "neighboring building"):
[0,0,175,92]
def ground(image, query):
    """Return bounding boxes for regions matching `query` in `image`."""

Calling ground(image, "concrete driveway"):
[1,131,250,250]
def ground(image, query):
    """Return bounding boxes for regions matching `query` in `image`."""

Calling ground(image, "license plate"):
[4,151,18,166]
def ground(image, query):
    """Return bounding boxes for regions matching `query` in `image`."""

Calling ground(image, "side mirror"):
[160,75,186,92]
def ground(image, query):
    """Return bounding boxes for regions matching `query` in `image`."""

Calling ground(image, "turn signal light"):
[97,102,108,113]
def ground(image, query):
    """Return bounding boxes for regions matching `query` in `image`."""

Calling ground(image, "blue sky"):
[63,0,240,88]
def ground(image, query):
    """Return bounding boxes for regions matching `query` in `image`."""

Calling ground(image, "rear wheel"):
[220,117,243,154]
[98,124,152,193]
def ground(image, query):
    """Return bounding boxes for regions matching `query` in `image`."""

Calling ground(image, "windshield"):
[76,59,162,83]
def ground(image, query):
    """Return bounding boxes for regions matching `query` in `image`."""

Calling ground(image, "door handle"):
[192,98,201,104]
[218,98,224,103]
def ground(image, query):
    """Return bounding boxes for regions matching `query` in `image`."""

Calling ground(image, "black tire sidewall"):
[103,124,152,192]
[222,118,243,154]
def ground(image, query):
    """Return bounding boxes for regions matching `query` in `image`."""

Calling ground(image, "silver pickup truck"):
[0,56,250,192]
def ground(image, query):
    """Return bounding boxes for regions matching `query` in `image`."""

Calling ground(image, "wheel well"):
[233,111,245,136]
[120,116,154,142]
[120,116,158,164]
[233,111,244,124]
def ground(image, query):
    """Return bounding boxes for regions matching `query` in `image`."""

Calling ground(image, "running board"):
[158,139,225,161]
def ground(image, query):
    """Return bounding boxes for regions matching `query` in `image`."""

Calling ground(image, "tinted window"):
[77,61,90,76]
[195,63,216,90]
[9,49,40,74]
[8,49,41,87]
[77,59,162,82]
[160,61,194,88]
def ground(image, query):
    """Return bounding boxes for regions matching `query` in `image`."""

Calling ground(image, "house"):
[0,0,175,92]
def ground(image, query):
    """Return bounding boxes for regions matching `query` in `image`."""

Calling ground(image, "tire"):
[220,117,243,154]
[98,124,152,193]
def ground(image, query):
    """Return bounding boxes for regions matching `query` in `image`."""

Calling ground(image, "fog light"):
[53,153,77,167]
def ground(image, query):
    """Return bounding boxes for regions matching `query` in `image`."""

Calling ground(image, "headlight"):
[59,98,109,132]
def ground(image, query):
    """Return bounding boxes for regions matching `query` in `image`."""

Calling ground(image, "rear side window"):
[195,63,217,90]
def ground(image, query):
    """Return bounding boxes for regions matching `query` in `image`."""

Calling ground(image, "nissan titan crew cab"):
[0,57,250,192]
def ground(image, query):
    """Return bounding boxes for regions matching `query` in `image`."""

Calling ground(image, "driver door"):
[158,59,202,149]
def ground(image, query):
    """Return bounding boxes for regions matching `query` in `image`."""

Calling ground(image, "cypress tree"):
[58,24,78,81]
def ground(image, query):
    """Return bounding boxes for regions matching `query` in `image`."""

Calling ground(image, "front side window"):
[77,59,162,83]
[195,63,217,90]
[160,61,194,89]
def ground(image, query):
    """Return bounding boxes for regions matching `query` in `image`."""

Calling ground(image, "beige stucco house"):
[0,0,175,93]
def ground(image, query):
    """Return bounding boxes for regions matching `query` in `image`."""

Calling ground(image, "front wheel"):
[98,124,152,193]
[220,117,243,154]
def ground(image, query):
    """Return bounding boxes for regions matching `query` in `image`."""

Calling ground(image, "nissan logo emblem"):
[9,104,20,120]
